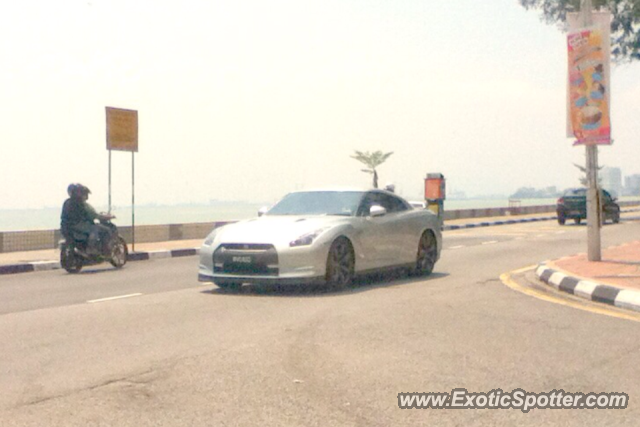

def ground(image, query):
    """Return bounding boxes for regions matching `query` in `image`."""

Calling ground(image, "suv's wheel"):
[557,215,566,225]
[574,218,581,225]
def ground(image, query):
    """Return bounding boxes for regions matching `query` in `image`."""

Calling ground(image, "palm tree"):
[574,163,602,187]
[351,150,393,188]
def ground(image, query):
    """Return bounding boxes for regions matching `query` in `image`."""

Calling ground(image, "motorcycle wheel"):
[110,236,128,268]
[61,245,83,273]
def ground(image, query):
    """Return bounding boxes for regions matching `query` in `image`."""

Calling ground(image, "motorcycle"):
[59,218,128,273]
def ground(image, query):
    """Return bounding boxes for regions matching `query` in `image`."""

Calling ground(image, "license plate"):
[232,256,253,264]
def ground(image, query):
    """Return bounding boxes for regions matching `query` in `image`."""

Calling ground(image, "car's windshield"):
[266,191,364,216]
[564,188,587,197]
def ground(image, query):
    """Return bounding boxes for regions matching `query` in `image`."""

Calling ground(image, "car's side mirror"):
[258,206,269,217]
[369,205,387,217]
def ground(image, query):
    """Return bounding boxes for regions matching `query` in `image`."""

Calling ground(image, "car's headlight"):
[203,229,219,246]
[289,228,329,247]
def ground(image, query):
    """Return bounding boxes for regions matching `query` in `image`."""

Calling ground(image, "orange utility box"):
[424,173,445,220]
[424,173,446,200]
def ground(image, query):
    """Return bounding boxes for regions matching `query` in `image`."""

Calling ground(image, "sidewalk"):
[537,241,640,313]
[0,239,204,275]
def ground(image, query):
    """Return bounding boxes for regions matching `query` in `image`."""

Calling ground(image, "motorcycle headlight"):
[289,228,329,247]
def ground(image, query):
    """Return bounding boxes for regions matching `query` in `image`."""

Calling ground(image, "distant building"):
[624,174,640,197]
[601,167,622,198]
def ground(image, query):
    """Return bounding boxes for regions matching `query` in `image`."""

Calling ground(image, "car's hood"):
[213,215,350,244]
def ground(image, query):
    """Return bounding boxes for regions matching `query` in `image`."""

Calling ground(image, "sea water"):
[0,198,562,232]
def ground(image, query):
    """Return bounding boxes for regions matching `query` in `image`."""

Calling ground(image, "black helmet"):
[78,184,91,197]
[68,183,90,199]
[67,183,78,197]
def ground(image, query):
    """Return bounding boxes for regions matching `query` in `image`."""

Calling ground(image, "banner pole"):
[580,0,602,261]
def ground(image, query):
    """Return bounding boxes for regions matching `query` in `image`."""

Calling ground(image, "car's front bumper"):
[198,241,330,286]
[198,272,325,286]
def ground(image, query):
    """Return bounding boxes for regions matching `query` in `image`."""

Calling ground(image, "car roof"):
[290,187,401,195]
[287,188,409,201]
[290,187,367,193]
[564,188,587,194]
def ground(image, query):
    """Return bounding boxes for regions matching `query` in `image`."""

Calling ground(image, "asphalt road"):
[1,218,639,426]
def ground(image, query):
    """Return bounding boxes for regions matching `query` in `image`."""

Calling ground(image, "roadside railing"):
[1,202,639,253]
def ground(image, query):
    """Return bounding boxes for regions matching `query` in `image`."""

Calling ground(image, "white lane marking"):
[448,245,465,250]
[87,293,143,304]
[482,240,498,245]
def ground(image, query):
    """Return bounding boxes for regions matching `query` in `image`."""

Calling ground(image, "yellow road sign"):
[106,107,138,152]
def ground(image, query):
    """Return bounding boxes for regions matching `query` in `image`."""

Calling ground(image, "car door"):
[355,192,397,269]
[601,190,619,218]
[375,192,416,264]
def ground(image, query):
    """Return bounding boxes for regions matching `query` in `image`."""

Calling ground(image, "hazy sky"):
[1,0,639,209]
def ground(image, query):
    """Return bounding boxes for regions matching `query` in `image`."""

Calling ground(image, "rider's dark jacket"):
[60,198,99,239]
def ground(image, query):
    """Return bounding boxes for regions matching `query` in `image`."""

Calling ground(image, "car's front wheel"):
[325,237,354,289]
[415,230,437,277]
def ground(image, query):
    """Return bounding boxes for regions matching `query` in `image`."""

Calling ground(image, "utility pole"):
[580,0,602,261]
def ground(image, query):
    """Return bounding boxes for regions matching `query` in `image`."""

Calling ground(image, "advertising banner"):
[566,12,612,145]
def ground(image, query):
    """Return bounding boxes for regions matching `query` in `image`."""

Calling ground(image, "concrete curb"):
[443,216,556,231]
[535,264,640,313]
[0,248,201,276]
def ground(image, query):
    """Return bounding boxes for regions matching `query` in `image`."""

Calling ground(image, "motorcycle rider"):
[61,183,115,255]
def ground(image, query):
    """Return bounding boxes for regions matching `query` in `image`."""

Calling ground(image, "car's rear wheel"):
[611,209,620,224]
[557,216,566,225]
[574,218,581,225]
[325,237,354,289]
[415,230,437,277]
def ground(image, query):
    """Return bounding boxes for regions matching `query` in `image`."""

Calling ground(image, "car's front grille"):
[219,243,274,251]
[213,244,279,276]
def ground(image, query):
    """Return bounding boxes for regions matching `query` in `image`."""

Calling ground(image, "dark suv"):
[556,188,620,225]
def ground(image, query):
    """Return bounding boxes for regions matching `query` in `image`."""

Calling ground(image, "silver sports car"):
[198,188,441,289]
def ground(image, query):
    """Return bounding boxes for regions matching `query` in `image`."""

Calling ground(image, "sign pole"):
[108,149,112,214]
[132,151,135,253]
[106,106,138,252]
